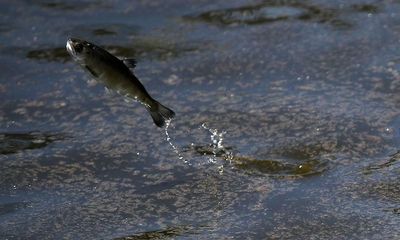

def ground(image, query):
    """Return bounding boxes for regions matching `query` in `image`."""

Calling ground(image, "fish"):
[66,38,175,127]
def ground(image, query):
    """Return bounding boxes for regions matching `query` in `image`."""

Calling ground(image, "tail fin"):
[147,100,175,127]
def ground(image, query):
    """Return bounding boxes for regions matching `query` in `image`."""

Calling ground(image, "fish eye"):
[75,43,83,53]
[85,43,95,49]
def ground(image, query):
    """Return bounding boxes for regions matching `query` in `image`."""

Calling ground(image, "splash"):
[201,123,232,174]
[162,120,232,172]
[165,119,186,163]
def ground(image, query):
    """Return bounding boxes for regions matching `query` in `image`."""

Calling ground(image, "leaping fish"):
[66,38,175,127]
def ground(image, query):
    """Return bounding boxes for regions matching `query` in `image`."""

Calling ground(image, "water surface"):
[1,0,400,239]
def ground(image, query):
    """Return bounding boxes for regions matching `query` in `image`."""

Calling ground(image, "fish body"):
[66,38,175,127]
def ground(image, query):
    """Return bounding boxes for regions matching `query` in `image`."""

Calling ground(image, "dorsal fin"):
[122,58,137,69]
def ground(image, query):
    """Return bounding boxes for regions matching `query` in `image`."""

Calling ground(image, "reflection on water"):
[105,40,198,61]
[363,151,400,174]
[184,1,380,28]
[0,202,30,216]
[235,157,328,177]
[92,28,117,36]
[25,38,198,62]
[114,226,198,240]
[26,47,69,63]
[64,23,139,37]
[183,119,333,178]
[184,142,329,177]
[351,4,380,14]
[0,131,65,155]
[38,2,80,11]
[32,0,108,11]
[2,0,400,238]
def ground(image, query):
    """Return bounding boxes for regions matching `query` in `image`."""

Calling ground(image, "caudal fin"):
[147,101,175,127]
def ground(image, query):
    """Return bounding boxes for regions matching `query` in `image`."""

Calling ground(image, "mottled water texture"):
[0,131,65,154]
[1,0,400,239]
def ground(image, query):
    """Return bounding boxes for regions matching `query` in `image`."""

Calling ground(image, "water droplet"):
[201,123,230,163]
[32,138,45,144]
[218,165,224,175]
[6,121,16,128]
[165,119,185,162]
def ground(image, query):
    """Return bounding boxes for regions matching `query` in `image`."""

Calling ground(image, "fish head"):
[66,38,95,62]
[66,38,129,80]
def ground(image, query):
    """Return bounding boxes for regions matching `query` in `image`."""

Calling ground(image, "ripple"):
[347,179,400,203]
[64,23,140,37]
[105,42,198,61]
[92,28,117,36]
[26,47,69,62]
[0,131,65,155]
[234,156,328,178]
[183,1,353,29]
[183,144,233,158]
[185,143,330,178]
[25,40,198,62]
[351,4,380,14]
[363,151,400,174]
[0,201,30,216]
[34,0,108,11]
[113,225,199,240]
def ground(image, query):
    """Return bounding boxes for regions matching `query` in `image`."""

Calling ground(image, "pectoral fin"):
[122,58,137,69]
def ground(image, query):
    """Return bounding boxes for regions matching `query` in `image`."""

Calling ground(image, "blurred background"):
[1,0,400,239]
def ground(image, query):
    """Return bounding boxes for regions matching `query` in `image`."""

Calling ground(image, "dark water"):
[1,0,400,239]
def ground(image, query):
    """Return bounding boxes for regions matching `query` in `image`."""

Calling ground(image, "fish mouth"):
[66,39,74,55]
[66,38,77,57]
[66,37,86,61]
